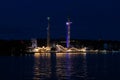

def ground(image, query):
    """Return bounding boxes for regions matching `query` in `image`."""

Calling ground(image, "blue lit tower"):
[66,17,72,48]
[47,17,50,47]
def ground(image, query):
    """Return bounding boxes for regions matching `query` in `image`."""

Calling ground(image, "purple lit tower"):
[66,17,72,48]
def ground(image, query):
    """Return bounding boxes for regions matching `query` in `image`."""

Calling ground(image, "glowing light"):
[34,53,40,58]
[80,47,87,52]
[56,53,66,58]
[66,22,72,26]
[33,48,39,52]
[82,52,87,55]
[67,49,72,52]
[47,17,50,20]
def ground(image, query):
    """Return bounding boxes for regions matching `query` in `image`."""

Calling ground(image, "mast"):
[47,17,50,47]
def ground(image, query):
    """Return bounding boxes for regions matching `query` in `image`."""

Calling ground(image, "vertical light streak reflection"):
[55,53,72,79]
[33,53,41,80]
[65,53,71,79]
[55,53,88,79]
[33,53,51,80]
[82,53,88,79]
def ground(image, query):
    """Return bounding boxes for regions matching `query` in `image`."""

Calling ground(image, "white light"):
[66,22,69,25]
[47,17,50,20]
[66,22,72,25]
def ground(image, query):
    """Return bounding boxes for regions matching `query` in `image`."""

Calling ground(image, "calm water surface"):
[0,53,120,80]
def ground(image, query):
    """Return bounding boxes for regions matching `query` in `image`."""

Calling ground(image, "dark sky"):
[0,0,119,40]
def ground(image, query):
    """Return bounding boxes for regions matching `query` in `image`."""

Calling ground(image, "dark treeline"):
[0,40,28,55]
[0,39,120,55]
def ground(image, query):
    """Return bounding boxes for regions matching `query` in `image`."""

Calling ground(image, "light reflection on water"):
[33,53,51,80]
[33,53,88,80]
[0,53,120,80]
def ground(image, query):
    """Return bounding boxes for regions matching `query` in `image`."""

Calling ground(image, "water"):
[0,53,120,80]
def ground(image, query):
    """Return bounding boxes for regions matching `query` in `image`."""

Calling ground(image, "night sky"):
[0,0,119,40]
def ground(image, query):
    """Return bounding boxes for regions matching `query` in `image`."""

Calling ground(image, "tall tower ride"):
[66,17,72,48]
[47,17,50,48]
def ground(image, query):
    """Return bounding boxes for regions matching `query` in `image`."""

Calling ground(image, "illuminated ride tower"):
[47,17,50,48]
[31,39,37,48]
[66,17,72,48]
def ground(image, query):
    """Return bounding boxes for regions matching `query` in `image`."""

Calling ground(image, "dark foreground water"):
[0,52,120,80]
